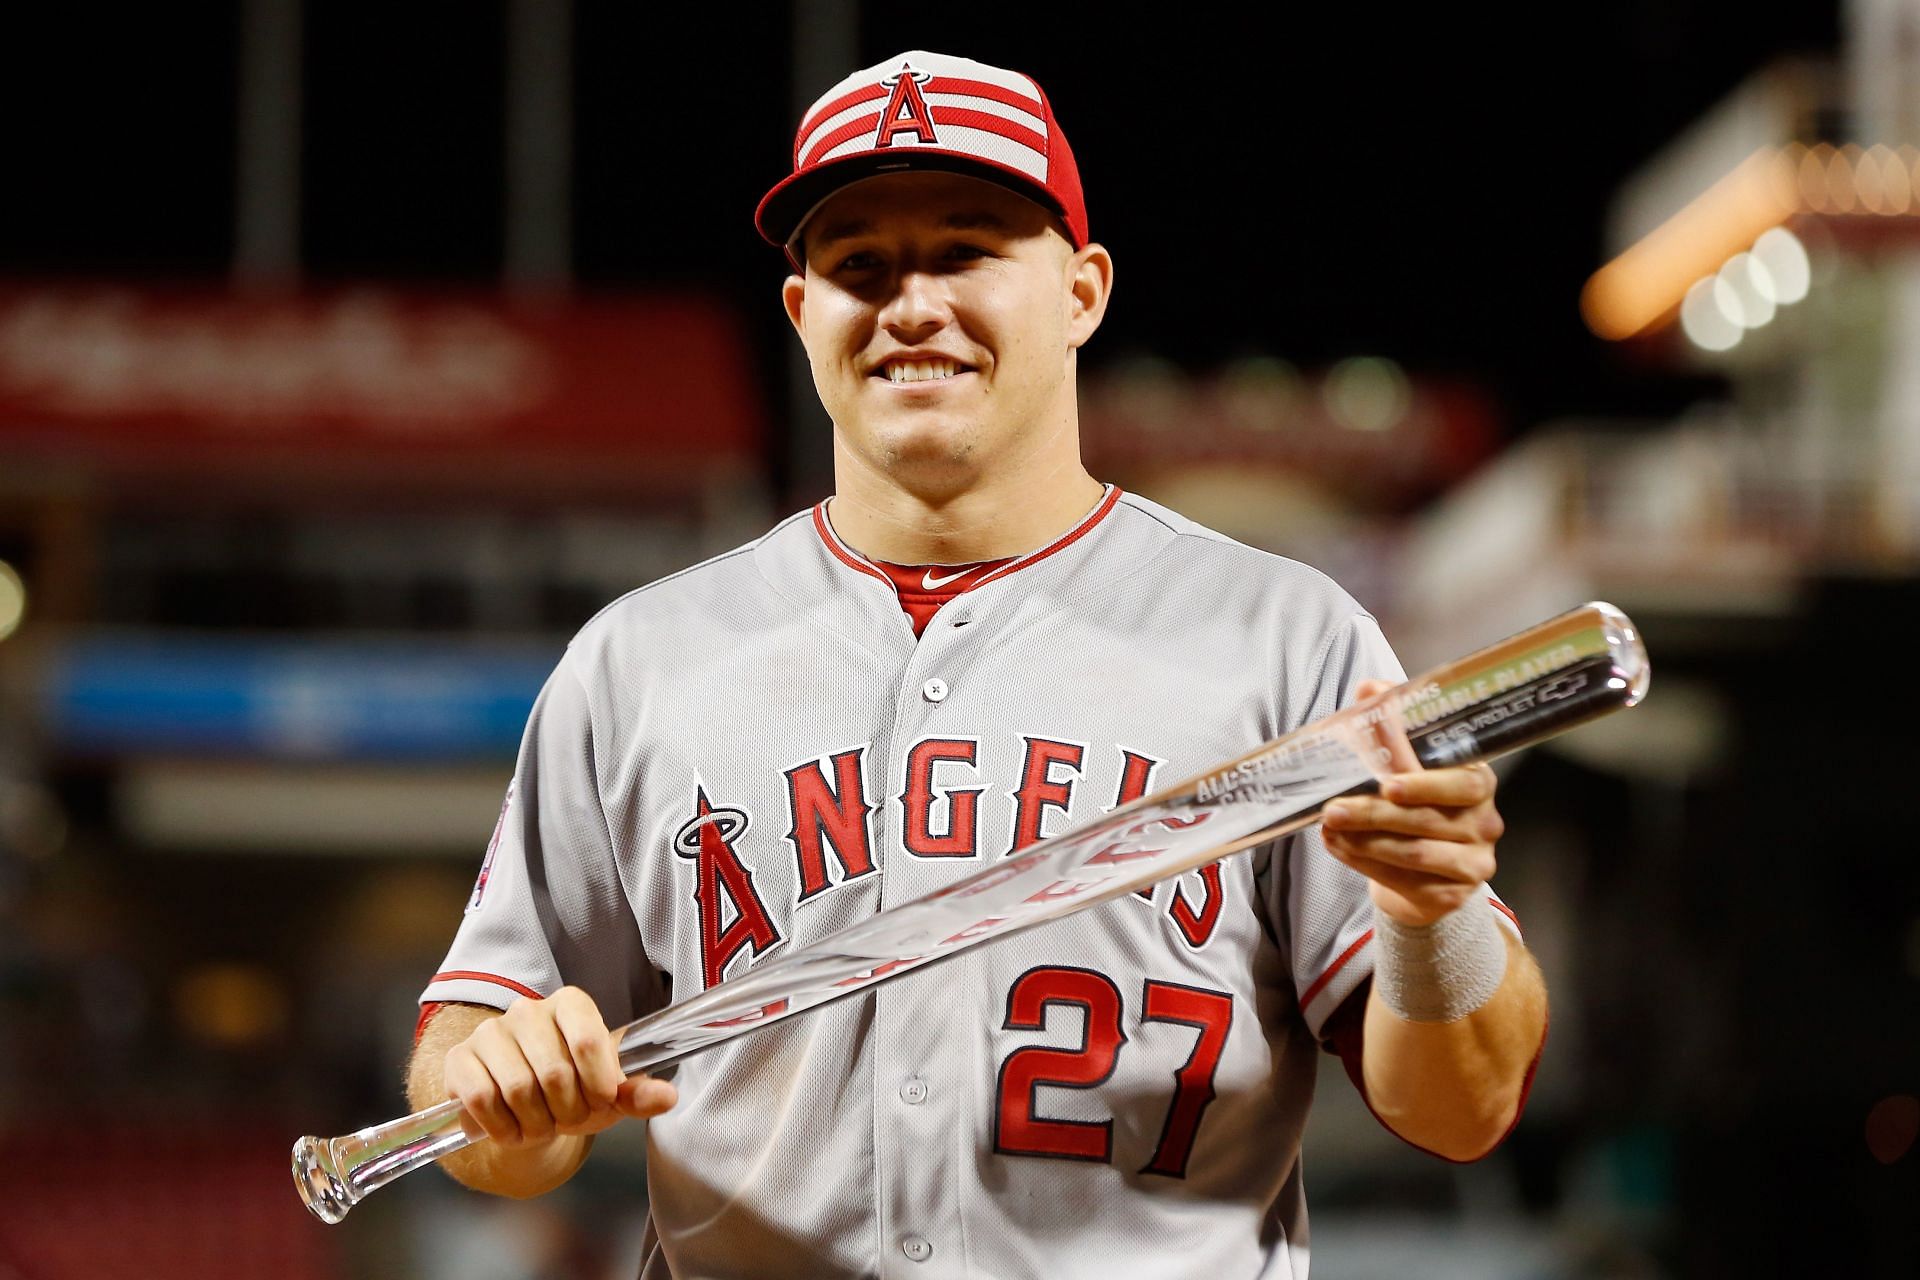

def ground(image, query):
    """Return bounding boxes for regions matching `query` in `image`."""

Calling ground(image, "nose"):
[877,267,950,341]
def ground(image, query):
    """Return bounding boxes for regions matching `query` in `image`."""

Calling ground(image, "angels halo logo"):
[673,795,750,856]
[874,60,938,149]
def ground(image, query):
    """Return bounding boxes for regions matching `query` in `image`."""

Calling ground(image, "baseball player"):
[408,50,1547,1279]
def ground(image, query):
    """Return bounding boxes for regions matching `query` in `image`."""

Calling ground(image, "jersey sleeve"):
[421,647,652,1024]
[1259,611,1402,1040]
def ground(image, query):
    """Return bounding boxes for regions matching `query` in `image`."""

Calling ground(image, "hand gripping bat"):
[295,601,1649,1222]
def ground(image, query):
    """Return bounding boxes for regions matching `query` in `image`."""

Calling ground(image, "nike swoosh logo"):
[921,566,972,590]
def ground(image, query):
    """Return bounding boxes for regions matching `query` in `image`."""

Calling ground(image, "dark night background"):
[0,2,1842,456]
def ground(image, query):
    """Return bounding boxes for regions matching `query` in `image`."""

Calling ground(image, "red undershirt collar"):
[872,558,1015,636]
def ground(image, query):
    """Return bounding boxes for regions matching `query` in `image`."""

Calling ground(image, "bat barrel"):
[1401,601,1648,769]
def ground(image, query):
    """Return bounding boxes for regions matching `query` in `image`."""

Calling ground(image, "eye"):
[833,250,882,273]
[944,242,991,262]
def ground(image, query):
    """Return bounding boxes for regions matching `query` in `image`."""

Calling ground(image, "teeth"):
[886,359,960,383]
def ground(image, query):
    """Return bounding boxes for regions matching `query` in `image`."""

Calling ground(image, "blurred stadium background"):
[2,2,1917,1276]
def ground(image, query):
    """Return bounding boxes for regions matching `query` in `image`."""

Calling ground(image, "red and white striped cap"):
[756,50,1087,257]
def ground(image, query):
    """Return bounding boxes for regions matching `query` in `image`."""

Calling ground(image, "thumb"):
[1350,676,1422,775]
[616,1074,679,1119]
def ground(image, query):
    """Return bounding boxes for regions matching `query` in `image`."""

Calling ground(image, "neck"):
[826,443,1106,565]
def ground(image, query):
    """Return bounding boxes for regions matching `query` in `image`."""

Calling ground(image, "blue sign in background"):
[41,634,558,760]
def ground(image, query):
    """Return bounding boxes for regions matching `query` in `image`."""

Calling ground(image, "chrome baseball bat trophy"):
[295,601,1649,1223]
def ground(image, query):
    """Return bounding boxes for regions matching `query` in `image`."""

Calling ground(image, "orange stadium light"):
[1581,147,1800,341]
[1586,142,1920,342]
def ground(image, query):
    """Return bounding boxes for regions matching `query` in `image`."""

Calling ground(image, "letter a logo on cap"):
[875,61,938,148]
[757,50,1091,256]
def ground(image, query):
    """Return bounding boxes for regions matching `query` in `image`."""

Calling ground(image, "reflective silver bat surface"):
[295,601,1649,1223]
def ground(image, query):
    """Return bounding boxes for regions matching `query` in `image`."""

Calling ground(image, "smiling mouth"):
[875,358,973,385]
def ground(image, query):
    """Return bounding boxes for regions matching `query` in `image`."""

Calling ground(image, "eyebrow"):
[808,209,1015,253]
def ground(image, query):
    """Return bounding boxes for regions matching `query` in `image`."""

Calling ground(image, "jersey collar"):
[811,485,1124,596]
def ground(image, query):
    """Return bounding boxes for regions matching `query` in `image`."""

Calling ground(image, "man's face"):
[783,171,1106,494]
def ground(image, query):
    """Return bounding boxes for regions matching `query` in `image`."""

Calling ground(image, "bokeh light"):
[1719,252,1775,328]
[1826,147,1857,213]
[1798,145,1830,213]
[1323,356,1410,432]
[174,962,291,1050]
[1752,226,1810,304]
[1681,275,1742,351]
[1218,355,1304,434]
[0,560,26,641]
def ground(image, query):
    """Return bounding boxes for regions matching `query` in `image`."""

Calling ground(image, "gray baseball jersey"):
[423,487,1518,1279]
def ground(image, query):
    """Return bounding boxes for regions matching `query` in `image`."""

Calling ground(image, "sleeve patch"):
[467,780,515,913]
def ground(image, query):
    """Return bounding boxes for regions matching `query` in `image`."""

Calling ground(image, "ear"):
[781,272,808,342]
[1065,242,1114,350]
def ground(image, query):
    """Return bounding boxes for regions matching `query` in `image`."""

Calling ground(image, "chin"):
[868,415,984,472]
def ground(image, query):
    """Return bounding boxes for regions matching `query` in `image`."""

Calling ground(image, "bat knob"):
[292,1135,355,1224]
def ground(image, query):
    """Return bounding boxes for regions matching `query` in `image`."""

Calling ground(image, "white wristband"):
[1371,893,1508,1023]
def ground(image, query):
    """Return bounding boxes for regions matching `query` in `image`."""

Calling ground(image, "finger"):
[1373,707,1421,775]
[1322,827,1493,886]
[617,1075,679,1119]
[1323,796,1476,842]
[551,989,624,1115]
[470,1018,557,1144]
[513,1006,594,1131]
[1326,843,1484,916]
[443,1039,523,1145]
[1381,763,1497,808]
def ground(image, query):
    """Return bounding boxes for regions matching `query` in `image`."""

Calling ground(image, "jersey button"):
[900,1076,928,1105]
[901,1236,933,1263]
[921,678,948,703]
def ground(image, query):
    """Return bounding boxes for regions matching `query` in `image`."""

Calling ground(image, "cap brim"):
[755,150,1076,253]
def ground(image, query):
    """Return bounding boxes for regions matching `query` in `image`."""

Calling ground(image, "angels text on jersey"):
[668,734,1231,992]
